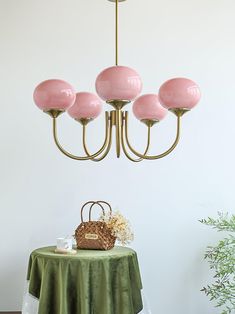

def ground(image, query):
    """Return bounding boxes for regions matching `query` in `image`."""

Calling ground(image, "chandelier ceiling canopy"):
[33,0,201,162]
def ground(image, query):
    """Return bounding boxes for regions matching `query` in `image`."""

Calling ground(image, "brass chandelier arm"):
[52,113,110,160]
[82,122,113,162]
[82,111,110,159]
[124,111,181,160]
[121,119,151,162]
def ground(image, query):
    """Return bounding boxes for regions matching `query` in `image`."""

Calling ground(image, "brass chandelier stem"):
[115,0,119,65]
[123,111,182,160]
[115,109,122,157]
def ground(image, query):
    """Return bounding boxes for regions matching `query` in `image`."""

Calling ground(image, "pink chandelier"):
[33,0,201,162]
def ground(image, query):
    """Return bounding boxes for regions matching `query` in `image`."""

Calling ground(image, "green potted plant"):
[200,212,235,314]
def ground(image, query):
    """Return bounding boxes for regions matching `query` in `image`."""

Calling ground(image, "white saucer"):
[54,248,77,255]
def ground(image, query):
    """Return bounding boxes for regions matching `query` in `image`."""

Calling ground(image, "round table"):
[26,246,143,314]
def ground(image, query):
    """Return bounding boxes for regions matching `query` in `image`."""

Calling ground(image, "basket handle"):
[88,202,107,221]
[89,201,112,221]
[81,201,105,223]
[95,201,112,217]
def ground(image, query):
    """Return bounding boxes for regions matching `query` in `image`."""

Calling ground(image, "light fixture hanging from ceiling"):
[33,0,201,162]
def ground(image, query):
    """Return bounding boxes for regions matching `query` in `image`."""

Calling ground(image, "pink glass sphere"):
[33,79,76,111]
[67,92,102,120]
[95,66,142,101]
[133,94,167,121]
[159,78,201,110]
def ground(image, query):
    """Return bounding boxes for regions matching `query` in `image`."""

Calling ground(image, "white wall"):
[0,0,235,312]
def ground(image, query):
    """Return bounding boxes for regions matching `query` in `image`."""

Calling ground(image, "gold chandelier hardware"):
[106,99,131,110]
[141,119,159,127]
[169,108,190,117]
[75,118,93,126]
[44,109,64,118]
[49,107,183,161]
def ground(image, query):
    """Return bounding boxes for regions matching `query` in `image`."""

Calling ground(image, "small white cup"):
[56,237,72,251]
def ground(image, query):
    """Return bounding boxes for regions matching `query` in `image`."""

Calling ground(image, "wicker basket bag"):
[75,201,116,250]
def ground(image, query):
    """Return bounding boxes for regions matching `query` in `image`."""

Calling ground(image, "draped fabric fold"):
[27,246,143,314]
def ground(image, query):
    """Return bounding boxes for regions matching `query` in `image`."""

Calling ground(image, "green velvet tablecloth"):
[27,246,143,314]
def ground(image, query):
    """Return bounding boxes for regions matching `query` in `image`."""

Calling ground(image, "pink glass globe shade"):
[95,66,142,101]
[67,92,102,120]
[159,78,201,110]
[133,94,168,121]
[33,79,76,111]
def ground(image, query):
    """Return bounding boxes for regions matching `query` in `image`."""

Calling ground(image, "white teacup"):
[56,237,73,251]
